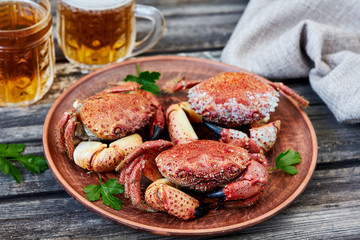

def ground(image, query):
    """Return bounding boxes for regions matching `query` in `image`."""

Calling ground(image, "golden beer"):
[0,0,55,107]
[57,0,136,68]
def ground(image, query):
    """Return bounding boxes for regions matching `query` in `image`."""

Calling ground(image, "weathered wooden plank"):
[0,170,63,197]
[3,165,359,208]
[1,148,355,200]
[1,131,359,197]
[0,165,359,239]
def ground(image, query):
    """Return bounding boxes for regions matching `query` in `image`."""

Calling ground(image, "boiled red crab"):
[165,71,307,152]
[165,72,308,127]
[57,82,165,172]
[118,100,281,220]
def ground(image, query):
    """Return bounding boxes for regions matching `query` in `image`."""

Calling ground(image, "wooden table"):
[1,0,359,239]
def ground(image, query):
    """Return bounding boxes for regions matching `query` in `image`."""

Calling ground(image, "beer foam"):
[62,0,132,11]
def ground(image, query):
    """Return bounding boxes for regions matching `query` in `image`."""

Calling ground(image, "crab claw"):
[143,91,165,140]
[73,133,143,172]
[150,125,163,141]
[249,120,281,152]
[207,154,268,209]
[204,120,281,153]
[119,140,174,211]
[145,179,209,220]
[166,103,200,145]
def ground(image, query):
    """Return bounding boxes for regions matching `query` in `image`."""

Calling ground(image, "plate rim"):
[43,55,318,236]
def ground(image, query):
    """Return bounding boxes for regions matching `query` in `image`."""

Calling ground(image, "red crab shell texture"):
[188,72,280,127]
[155,140,250,192]
[76,92,154,141]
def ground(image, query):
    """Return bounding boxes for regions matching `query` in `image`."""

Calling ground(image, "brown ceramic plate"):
[43,56,317,236]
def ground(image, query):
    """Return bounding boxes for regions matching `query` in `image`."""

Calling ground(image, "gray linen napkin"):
[221,0,360,123]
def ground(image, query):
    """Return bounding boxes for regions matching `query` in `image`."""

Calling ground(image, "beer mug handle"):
[131,4,165,57]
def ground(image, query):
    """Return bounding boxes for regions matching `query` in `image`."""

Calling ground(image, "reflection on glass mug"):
[57,0,166,71]
[0,0,55,107]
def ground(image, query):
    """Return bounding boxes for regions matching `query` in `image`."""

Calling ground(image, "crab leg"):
[63,116,78,158]
[99,81,140,94]
[207,153,268,208]
[119,140,174,211]
[57,111,70,154]
[268,82,309,108]
[73,133,143,172]
[57,112,78,159]
[163,79,202,93]
[145,179,209,220]
[166,102,202,145]
[204,120,281,153]
[119,155,141,198]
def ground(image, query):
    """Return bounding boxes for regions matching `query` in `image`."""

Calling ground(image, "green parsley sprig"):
[270,148,302,175]
[85,176,124,210]
[123,64,161,96]
[0,143,48,183]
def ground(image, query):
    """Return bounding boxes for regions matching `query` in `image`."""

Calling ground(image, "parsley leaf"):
[17,155,49,174]
[123,64,161,96]
[0,157,22,183]
[270,148,302,175]
[84,177,124,211]
[0,143,48,183]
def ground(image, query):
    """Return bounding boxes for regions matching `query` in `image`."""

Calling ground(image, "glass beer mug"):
[56,0,165,71]
[0,0,55,107]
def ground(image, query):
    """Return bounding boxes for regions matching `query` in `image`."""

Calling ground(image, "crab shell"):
[187,72,280,127]
[155,140,251,191]
[75,91,155,141]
